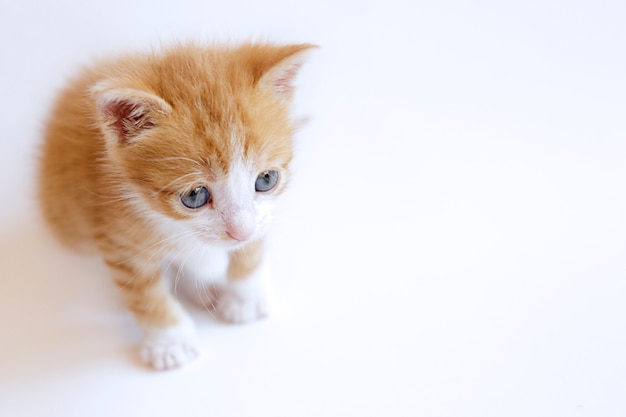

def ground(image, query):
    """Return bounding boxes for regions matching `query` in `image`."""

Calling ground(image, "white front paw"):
[140,323,199,370]
[217,289,271,324]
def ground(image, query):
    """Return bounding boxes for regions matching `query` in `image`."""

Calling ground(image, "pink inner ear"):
[274,63,303,96]
[103,99,154,144]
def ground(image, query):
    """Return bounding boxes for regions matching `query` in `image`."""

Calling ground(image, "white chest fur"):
[161,243,230,285]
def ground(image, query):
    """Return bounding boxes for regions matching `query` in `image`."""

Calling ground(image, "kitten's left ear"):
[257,44,318,102]
[92,83,173,146]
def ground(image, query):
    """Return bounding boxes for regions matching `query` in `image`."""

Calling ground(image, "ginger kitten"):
[38,42,315,370]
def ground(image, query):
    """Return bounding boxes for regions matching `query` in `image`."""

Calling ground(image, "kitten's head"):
[92,43,315,248]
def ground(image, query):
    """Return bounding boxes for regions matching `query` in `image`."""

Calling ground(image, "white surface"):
[1,1,625,416]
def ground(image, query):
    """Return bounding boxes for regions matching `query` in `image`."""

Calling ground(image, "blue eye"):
[181,186,210,209]
[255,170,279,192]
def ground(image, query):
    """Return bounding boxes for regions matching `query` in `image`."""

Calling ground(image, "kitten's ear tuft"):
[257,44,317,102]
[92,84,172,145]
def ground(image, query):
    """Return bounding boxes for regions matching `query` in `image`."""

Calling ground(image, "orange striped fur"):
[38,42,315,370]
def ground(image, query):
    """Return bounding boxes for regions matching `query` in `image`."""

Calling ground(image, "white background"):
[1,1,625,416]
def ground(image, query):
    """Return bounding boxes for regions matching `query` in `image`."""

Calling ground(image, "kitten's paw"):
[140,323,199,371]
[217,290,271,324]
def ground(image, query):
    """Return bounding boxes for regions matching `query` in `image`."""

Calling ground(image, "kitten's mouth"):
[223,235,255,248]
[222,236,244,246]
[196,232,250,248]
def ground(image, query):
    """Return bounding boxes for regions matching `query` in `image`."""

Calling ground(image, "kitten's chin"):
[196,233,256,250]
[221,239,251,250]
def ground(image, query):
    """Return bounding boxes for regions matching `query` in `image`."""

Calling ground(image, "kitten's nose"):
[226,224,254,242]
[225,213,255,242]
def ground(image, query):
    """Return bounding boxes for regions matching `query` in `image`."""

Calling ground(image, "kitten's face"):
[120,118,293,249]
[93,44,312,248]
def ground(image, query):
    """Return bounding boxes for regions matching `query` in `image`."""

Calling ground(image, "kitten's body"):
[38,43,313,370]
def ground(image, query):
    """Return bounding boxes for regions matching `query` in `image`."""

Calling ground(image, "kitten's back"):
[39,69,103,250]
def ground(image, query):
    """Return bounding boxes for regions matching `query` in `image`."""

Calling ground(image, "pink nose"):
[226,223,254,241]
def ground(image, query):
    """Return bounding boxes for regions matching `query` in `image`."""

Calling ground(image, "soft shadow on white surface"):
[0,215,132,378]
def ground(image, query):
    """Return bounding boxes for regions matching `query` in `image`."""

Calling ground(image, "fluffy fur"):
[38,42,314,370]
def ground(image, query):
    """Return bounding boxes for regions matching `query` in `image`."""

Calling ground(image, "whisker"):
[113,230,199,291]
[116,229,197,267]
[172,232,203,301]
[152,172,205,197]
[195,273,216,317]
[80,185,132,207]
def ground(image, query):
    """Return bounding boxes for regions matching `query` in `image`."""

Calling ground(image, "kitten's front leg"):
[106,260,198,370]
[218,239,273,323]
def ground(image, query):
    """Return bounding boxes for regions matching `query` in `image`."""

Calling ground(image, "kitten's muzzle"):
[222,209,256,242]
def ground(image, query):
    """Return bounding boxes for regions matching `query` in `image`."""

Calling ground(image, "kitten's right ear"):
[92,84,172,145]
